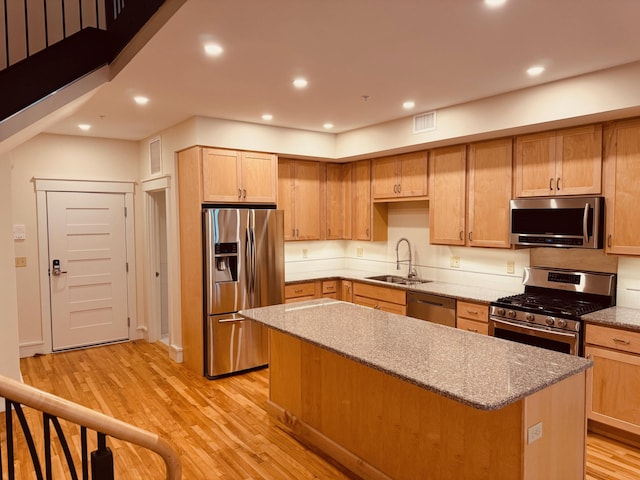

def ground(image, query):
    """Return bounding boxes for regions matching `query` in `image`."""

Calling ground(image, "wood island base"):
[267,330,587,480]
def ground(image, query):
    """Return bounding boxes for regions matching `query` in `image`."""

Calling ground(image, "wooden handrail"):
[0,374,181,479]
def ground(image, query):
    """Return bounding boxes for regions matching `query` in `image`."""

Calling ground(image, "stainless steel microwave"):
[510,196,605,249]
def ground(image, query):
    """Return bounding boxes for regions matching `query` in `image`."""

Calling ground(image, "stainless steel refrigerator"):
[203,207,284,378]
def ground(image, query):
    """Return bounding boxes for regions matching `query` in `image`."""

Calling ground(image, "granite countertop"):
[240,299,592,411]
[583,306,640,331]
[285,268,519,304]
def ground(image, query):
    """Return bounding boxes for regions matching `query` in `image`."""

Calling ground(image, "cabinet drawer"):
[354,295,406,315]
[456,301,489,322]
[285,282,316,300]
[322,280,338,294]
[285,295,316,304]
[586,324,640,355]
[457,318,489,335]
[353,282,406,305]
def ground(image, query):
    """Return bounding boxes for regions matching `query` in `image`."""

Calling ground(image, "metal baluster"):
[47,414,80,480]
[6,401,15,480]
[81,427,89,480]
[61,0,66,38]
[94,0,99,29]
[4,0,9,68]
[23,0,29,57]
[12,403,44,480]
[43,0,49,47]
[79,0,83,29]
[44,416,52,480]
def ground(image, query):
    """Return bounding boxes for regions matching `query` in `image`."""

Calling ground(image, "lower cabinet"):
[586,324,640,436]
[285,281,320,303]
[456,300,489,335]
[322,280,339,299]
[352,281,406,315]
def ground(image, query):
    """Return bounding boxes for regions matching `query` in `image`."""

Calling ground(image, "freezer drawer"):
[207,313,268,378]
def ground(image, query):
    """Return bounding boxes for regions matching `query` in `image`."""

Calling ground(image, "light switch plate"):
[15,257,27,267]
[13,224,26,240]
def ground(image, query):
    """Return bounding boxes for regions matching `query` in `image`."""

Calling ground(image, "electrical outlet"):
[450,256,460,268]
[15,256,27,267]
[507,260,515,274]
[357,247,364,257]
[527,422,543,444]
[302,249,308,258]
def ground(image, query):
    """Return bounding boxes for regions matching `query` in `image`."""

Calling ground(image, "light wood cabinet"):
[322,280,339,299]
[341,280,353,302]
[285,281,321,303]
[202,148,277,203]
[514,124,602,197]
[467,138,513,248]
[372,151,428,201]
[429,145,467,245]
[278,159,325,241]
[325,163,352,240]
[352,160,387,241]
[586,323,640,436]
[603,118,640,255]
[456,300,489,335]
[352,281,406,315]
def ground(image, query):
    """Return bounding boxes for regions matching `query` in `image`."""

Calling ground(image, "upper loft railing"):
[1,0,111,72]
[0,374,182,479]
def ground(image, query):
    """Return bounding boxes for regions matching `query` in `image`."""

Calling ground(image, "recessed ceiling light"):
[484,0,507,8]
[134,96,149,105]
[293,78,308,89]
[262,113,273,121]
[527,65,545,76]
[403,100,416,110]
[78,124,91,131]
[204,43,224,57]
[323,123,334,130]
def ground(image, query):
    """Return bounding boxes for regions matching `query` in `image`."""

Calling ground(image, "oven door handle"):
[490,317,578,343]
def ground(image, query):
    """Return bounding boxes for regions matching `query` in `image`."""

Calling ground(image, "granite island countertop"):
[240,298,592,411]
[286,268,520,304]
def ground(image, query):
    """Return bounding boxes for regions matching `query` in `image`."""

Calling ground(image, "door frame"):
[141,175,182,363]
[33,179,136,356]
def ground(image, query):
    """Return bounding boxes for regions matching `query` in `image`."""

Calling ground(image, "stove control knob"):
[496,308,506,316]
[525,313,535,322]
[507,310,517,319]
[557,319,567,328]
[545,316,555,326]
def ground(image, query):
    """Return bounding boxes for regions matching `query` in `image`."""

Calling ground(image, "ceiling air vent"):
[149,137,161,176]
[413,111,436,134]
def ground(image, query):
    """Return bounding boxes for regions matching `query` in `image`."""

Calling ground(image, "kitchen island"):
[240,299,592,480]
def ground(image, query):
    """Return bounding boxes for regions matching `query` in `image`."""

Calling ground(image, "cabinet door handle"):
[459,230,464,241]
[397,184,401,194]
[366,228,370,237]
[467,310,479,315]
[466,328,479,333]
[328,228,331,236]
[296,228,299,237]
[556,177,561,191]
[238,188,242,198]
[549,178,554,191]
[608,234,612,248]
[243,189,247,199]
[294,288,303,293]
[292,229,296,237]
[468,231,473,241]
[613,337,631,345]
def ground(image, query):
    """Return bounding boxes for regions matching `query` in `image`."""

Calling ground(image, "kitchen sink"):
[365,275,432,286]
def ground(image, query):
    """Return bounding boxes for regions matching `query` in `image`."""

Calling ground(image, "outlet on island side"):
[450,256,460,268]
[527,422,543,444]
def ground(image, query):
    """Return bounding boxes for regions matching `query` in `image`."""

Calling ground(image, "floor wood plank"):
[2,340,639,479]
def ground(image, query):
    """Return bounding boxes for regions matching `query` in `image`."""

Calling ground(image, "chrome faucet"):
[395,237,416,278]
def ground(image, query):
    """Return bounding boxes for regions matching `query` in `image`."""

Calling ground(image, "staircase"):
[0,0,167,140]
[0,374,181,479]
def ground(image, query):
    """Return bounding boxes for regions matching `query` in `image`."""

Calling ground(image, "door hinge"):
[126,262,129,273]
[124,206,127,218]
[128,317,130,327]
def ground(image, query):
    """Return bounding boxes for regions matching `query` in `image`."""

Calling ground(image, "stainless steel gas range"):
[489,267,617,356]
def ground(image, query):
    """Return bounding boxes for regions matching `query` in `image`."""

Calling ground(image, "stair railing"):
[0,374,181,480]
[2,0,110,71]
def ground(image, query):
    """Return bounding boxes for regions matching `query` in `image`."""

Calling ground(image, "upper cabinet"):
[603,118,640,255]
[202,148,277,204]
[514,124,602,197]
[353,160,388,241]
[429,146,467,245]
[326,163,352,240]
[467,138,513,248]
[372,151,428,201]
[278,159,325,241]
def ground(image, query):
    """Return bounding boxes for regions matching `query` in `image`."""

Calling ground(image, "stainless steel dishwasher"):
[406,291,456,327]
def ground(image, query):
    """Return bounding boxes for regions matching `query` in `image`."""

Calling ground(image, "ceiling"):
[45,0,640,141]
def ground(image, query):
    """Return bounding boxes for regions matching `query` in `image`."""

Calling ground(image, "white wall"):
[9,133,139,355]
[0,153,22,387]
[285,202,528,293]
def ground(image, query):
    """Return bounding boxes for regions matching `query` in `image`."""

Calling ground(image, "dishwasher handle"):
[411,298,446,308]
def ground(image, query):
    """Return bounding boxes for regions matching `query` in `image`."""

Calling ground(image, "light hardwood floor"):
[3,340,640,479]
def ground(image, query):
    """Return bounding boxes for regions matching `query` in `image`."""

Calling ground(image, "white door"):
[48,191,129,351]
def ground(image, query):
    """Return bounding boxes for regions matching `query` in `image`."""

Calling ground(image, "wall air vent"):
[413,111,436,134]
[149,137,161,176]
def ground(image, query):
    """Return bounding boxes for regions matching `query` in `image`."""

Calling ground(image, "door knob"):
[52,259,67,276]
